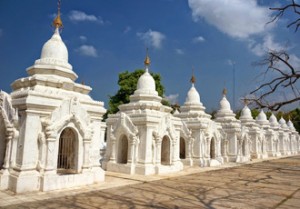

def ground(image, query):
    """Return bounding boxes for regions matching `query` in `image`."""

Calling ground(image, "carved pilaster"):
[3,126,14,169]
[82,139,91,169]
[44,137,56,172]
[110,135,117,163]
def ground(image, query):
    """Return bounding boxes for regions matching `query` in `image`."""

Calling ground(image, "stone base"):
[135,164,156,175]
[209,159,221,167]
[275,152,282,157]
[180,158,193,166]
[0,169,10,190]
[268,151,278,158]
[106,161,183,175]
[236,155,250,163]
[106,162,136,174]
[155,161,183,175]
[260,153,269,159]
[210,157,224,167]
[9,170,40,193]
[251,153,264,159]
[192,158,210,167]
[40,168,105,192]
[222,156,229,163]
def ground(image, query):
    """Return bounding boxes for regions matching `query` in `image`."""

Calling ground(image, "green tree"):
[106,69,167,117]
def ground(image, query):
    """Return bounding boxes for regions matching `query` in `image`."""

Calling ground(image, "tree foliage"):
[106,69,166,116]
[247,0,300,111]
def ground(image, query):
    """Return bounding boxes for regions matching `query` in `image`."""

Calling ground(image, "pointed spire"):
[190,67,196,84]
[144,48,151,66]
[52,0,63,29]
[222,88,227,96]
[243,98,249,106]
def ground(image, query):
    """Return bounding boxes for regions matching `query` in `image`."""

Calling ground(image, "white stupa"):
[239,102,254,123]
[176,73,223,167]
[256,109,270,127]
[104,51,182,175]
[4,6,106,193]
[279,117,288,129]
[269,113,279,127]
[215,88,235,119]
[214,89,248,162]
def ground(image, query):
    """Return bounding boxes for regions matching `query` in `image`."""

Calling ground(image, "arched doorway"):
[57,128,77,174]
[179,137,185,159]
[118,135,128,164]
[161,136,171,165]
[210,137,216,159]
[0,119,6,169]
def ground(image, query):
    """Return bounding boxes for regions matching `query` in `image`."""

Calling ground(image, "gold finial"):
[243,98,249,106]
[190,67,196,84]
[222,88,227,96]
[144,48,151,66]
[52,0,63,29]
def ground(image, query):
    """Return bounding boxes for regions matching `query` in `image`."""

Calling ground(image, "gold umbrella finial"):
[243,98,249,106]
[190,67,196,84]
[144,48,151,66]
[52,0,63,29]
[222,88,227,96]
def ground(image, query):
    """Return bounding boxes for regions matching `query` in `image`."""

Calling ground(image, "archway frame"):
[117,134,129,164]
[161,135,172,165]
[57,127,79,174]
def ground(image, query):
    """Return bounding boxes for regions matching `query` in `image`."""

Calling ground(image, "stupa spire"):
[52,0,63,29]
[144,48,151,72]
[243,98,249,106]
[190,67,196,85]
[222,88,227,96]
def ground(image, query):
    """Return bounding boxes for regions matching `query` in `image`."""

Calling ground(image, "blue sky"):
[0,0,299,112]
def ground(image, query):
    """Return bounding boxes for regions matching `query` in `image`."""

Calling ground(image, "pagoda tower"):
[5,2,106,193]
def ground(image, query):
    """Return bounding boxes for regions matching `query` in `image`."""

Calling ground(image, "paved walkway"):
[1,156,300,208]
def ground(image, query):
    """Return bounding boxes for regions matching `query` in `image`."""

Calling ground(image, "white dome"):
[256,110,267,122]
[40,28,68,62]
[240,105,252,119]
[287,120,295,130]
[136,67,156,92]
[269,114,279,126]
[185,84,201,104]
[220,95,231,111]
[279,117,288,128]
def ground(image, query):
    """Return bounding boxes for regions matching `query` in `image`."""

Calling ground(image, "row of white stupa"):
[102,54,300,175]
[0,11,299,193]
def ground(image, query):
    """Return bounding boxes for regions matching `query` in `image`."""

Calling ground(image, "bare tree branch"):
[269,0,300,31]
[248,51,300,111]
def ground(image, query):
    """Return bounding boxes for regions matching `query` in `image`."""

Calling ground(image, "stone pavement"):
[1,156,300,209]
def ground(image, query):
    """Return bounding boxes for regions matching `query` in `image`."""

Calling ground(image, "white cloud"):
[165,94,179,104]
[227,59,236,66]
[124,26,131,34]
[175,48,184,55]
[76,45,98,57]
[248,34,300,73]
[188,0,273,39]
[193,36,205,43]
[137,29,165,49]
[79,35,87,41]
[248,34,286,56]
[69,10,104,24]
